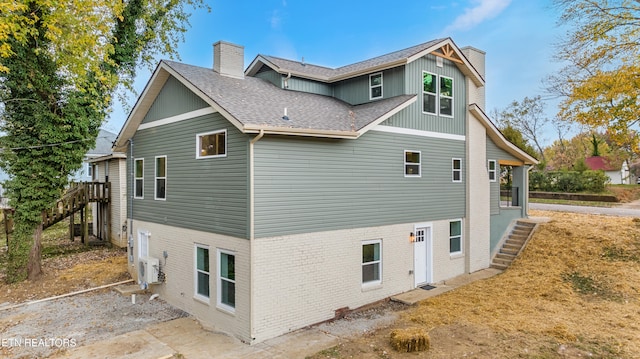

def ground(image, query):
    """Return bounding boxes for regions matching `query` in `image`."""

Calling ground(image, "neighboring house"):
[71,129,118,182]
[87,153,128,247]
[585,156,630,185]
[113,39,537,344]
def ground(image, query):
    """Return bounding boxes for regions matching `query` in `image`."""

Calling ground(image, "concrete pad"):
[391,268,503,305]
[391,286,453,305]
[50,329,173,359]
[146,317,247,359]
[114,284,147,296]
[258,327,339,358]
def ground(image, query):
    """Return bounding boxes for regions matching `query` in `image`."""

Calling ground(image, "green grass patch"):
[602,246,640,262]
[562,271,622,302]
[528,197,618,207]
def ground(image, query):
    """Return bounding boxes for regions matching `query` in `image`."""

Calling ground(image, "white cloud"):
[444,0,511,33]
[270,10,282,29]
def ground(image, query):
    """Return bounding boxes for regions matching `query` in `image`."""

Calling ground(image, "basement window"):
[362,240,382,285]
[449,220,463,255]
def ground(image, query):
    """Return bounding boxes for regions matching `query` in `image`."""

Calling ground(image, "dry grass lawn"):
[309,210,640,358]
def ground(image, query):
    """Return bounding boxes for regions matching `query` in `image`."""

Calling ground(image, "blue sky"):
[105,0,566,144]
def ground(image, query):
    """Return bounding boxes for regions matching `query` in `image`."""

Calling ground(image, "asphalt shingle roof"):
[260,38,445,81]
[163,60,415,134]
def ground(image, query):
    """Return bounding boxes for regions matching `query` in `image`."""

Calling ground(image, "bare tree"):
[500,96,550,163]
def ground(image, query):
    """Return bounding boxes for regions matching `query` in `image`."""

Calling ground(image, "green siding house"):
[113,39,537,343]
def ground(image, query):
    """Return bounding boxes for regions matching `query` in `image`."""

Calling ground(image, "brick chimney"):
[213,41,245,79]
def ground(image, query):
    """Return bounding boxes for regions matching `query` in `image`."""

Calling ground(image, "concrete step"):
[503,243,523,251]
[508,234,528,242]
[516,221,536,228]
[500,247,519,255]
[492,257,513,266]
[512,228,531,236]
[495,253,516,260]
[491,263,508,270]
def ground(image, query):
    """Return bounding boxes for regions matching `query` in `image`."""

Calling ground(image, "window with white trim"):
[134,158,144,199]
[449,220,462,255]
[197,130,226,159]
[218,249,236,312]
[452,158,462,182]
[405,150,421,177]
[422,71,454,117]
[440,76,453,116]
[155,156,167,200]
[362,240,381,285]
[195,244,210,301]
[369,72,383,100]
[488,160,497,182]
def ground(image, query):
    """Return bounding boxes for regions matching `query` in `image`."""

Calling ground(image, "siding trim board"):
[372,125,465,141]
[140,108,216,130]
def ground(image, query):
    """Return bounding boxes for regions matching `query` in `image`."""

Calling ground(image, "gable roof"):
[114,61,416,151]
[246,38,484,86]
[585,156,618,171]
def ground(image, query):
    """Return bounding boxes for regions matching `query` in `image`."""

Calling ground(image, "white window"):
[488,160,497,182]
[362,240,381,285]
[452,158,462,182]
[217,249,236,312]
[422,72,437,115]
[405,150,421,177]
[134,158,144,199]
[197,130,227,159]
[155,156,167,200]
[195,244,210,302]
[422,71,454,117]
[87,163,93,178]
[449,220,463,255]
[369,72,383,100]
[440,76,454,117]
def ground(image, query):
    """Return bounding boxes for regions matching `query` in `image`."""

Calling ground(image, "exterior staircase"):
[491,220,537,270]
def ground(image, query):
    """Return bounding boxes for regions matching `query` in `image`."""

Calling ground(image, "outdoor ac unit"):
[138,256,159,284]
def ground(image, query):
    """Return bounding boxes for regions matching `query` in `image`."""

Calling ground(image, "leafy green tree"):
[501,124,539,160]
[0,0,208,282]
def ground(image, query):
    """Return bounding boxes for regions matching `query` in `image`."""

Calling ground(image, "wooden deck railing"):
[42,182,110,230]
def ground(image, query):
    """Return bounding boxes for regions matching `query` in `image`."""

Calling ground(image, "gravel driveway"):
[0,290,187,359]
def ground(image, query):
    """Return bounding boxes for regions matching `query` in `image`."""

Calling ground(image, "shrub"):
[528,170,608,193]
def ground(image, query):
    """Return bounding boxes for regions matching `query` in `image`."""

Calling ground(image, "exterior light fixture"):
[409,232,415,242]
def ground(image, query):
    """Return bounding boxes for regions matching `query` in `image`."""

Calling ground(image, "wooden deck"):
[3,182,111,244]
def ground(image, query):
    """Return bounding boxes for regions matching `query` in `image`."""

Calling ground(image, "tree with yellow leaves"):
[0,0,208,282]
[550,0,640,154]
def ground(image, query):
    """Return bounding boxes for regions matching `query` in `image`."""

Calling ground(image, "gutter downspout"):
[248,129,264,343]
[128,139,134,264]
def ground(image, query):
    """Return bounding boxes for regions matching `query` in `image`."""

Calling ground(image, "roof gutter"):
[243,125,359,139]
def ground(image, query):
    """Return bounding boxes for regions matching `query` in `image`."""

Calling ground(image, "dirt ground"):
[307,210,640,359]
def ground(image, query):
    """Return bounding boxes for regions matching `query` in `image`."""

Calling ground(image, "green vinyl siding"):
[333,67,405,105]
[486,136,521,215]
[253,130,465,238]
[286,77,333,96]
[130,112,249,238]
[382,55,466,135]
[142,76,209,124]
[254,67,282,87]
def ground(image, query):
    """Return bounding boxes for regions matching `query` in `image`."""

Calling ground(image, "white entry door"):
[414,225,433,287]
